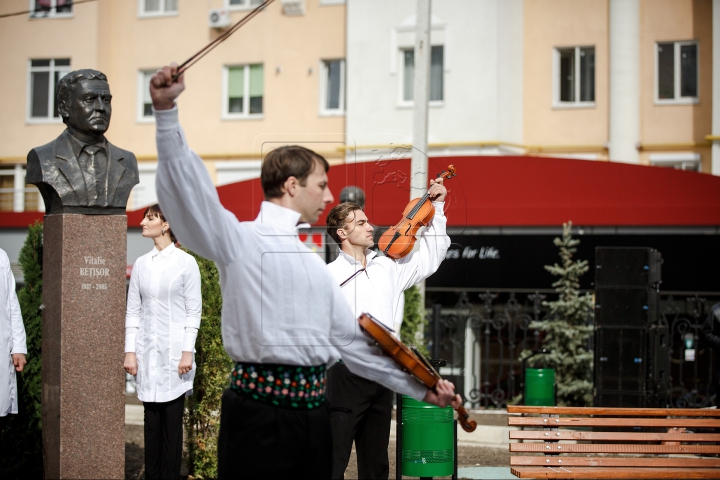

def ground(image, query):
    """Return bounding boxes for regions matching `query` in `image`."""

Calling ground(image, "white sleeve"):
[154,106,242,265]
[329,283,427,401]
[393,202,450,291]
[6,262,26,355]
[124,262,142,353]
[182,257,202,352]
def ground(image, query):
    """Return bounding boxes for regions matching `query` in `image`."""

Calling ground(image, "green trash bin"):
[401,395,454,477]
[525,368,555,406]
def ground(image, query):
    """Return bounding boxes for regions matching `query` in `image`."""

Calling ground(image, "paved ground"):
[125,400,515,480]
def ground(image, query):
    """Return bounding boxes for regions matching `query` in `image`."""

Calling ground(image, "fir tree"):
[0,221,44,477]
[184,250,232,479]
[522,222,594,406]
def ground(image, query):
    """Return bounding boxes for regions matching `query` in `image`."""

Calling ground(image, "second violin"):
[378,165,457,259]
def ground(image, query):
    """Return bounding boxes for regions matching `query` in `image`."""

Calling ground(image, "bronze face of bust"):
[26,69,139,215]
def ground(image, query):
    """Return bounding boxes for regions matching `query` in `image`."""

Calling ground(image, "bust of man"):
[26,69,139,215]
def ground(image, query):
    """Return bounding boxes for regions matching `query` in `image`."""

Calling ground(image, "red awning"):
[4,156,720,228]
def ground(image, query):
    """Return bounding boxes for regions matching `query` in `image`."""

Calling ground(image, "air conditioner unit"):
[209,9,231,28]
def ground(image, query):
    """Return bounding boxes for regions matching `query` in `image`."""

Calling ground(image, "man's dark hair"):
[261,145,329,199]
[326,202,362,245]
[56,69,108,125]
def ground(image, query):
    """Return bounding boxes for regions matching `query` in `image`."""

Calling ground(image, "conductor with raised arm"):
[148,64,461,479]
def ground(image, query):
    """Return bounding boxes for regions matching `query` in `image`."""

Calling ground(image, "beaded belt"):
[230,362,326,409]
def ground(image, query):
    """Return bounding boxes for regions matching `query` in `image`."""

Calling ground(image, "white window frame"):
[226,0,264,11]
[553,45,596,109]
[137,70,156,123]
[319,59,345,116]
[319,0,345,5]
[398,46,445,109]
[26,58,71,124]
[222,64,264,120]
[29,0,73,19]
[655,41,699,105]
[138,0,178,18]
[649,152,701,172]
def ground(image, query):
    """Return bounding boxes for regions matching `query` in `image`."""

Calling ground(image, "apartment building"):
[0,0,347,213]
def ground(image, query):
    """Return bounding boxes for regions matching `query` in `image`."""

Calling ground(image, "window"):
[554,46,595,106]
[139,0,178,16]
[402,45,444,103]
[657,41,698,103]
[227,0,264,9]
[28,58,71,121]
[30,0,72,18]
[224,64,264,117]
[138,70,155,121]
[320,59,345,115]
[650,153,700,172]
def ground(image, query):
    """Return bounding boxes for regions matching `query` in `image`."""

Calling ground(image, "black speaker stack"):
[593,247,670,408]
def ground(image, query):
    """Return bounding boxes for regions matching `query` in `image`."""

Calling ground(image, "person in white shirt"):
[325,186,450,479]
[124,204,202,480]
[148,64,461,479]
[0,248,27,419]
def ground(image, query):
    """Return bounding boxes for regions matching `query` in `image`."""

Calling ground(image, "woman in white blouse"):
[124,204,201,480]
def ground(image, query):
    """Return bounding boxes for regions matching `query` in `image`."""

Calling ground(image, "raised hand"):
[428,176,447,203]
[149,63,186,111]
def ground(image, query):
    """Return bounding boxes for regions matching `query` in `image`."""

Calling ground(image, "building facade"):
[0,0,347,213]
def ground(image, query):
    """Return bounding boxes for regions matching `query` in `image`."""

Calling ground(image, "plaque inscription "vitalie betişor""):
[80,255,109,290]
[43,215,126,479]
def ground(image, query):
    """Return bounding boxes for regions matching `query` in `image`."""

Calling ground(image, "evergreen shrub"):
[184,250,232,479]
[0,221,43,478]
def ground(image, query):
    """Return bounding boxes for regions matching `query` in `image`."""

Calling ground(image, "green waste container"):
[401,395,454,477]
[525,368,555,406]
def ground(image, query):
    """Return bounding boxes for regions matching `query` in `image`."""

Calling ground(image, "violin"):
[357,313,477,433]
[378,165,457,259]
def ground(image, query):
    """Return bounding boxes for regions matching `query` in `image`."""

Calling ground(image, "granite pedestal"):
[42,214,126,479]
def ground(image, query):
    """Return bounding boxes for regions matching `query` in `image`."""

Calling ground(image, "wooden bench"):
[507,406,720,478]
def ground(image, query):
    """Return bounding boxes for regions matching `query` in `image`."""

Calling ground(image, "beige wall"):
[0,0,101,160]
[0,0,346,163]
[639,0,712,170]
[523,0,609,155]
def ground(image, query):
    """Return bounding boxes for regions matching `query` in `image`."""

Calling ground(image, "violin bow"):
[172,0,276,81]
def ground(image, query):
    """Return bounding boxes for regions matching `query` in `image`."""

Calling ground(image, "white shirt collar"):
[337,248,377,266]
[256,201,309,232]
[151,242,176,260]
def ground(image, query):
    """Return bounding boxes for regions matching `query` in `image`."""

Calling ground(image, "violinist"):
[149,64,460,479]
[325,177,452,480]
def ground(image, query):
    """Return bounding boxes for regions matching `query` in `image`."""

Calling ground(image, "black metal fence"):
[424,288,720,409]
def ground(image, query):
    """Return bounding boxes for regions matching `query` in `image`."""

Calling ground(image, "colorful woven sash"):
[230,362,326,409]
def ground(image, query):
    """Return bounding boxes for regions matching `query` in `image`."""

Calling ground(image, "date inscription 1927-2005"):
[80,255,109,291]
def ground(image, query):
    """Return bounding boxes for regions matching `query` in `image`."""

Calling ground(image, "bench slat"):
[508,406,720,417]
[510,456,720,468]
[511,466,720,478]
[510,443,720,454]
[510,430,720,442]
[509,417,720,428]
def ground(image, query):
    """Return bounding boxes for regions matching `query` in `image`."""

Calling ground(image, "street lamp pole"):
[411,0,431,312]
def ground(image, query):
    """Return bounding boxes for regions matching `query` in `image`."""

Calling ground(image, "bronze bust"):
[26,69,139,215]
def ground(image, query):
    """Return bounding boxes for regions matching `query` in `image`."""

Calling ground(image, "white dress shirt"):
[125,243,202,403]
[327,207,450,334]
[153,106,427,401]
[0,248,26,417]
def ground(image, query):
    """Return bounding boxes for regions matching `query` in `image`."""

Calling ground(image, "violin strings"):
[172,0,276,81]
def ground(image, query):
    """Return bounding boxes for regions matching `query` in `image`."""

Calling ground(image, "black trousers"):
[144,394,185,480]
[326,363,394,480]
[217,388,333,479]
